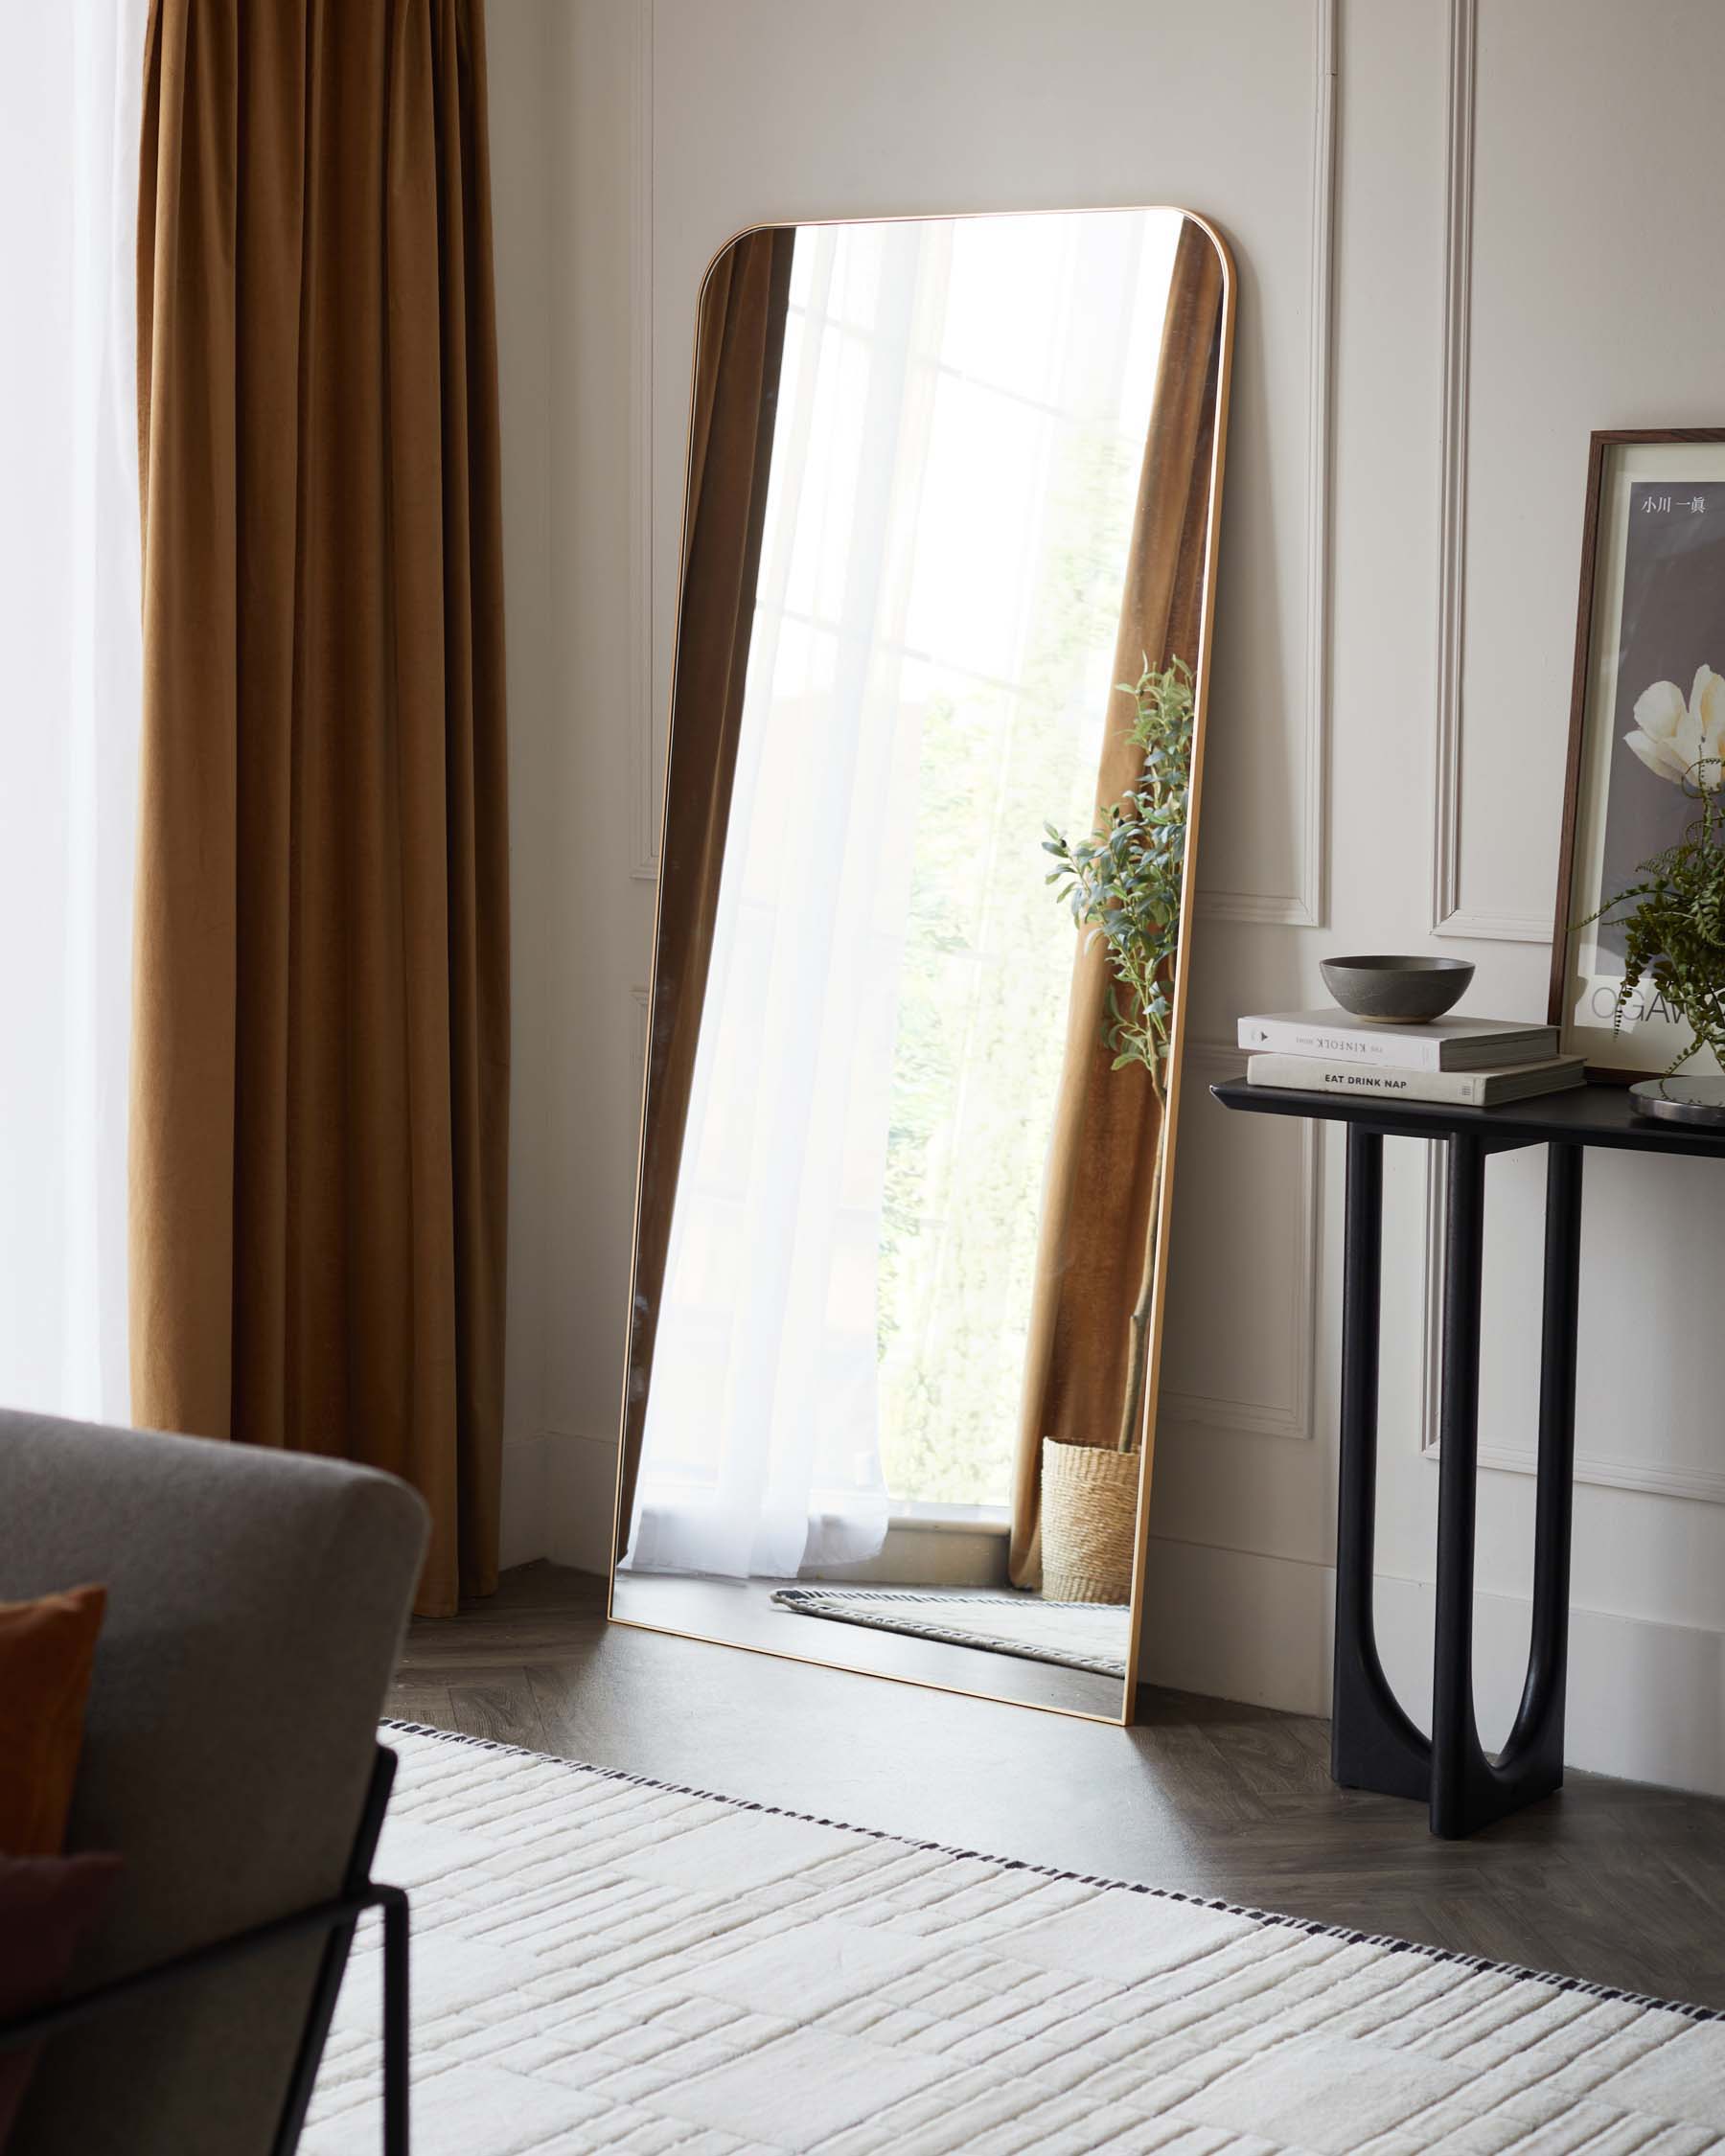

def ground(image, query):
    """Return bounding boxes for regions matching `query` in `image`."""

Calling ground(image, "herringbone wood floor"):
[392,1562,1725,2011]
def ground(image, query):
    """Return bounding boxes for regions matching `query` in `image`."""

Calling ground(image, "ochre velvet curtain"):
[1008,218,1225,1590]
[615,229,796,1557]
[129,0,510,1617]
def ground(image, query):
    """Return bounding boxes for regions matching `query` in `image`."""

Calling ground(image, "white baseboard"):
[500,1427,617,1576]
[1373,1571,1725,1800]
[1138,1535,1725,1799]
[504,1459,1725,1797]
[498,1430,553,1569]
[1138,1537,1336,1714]
[513,1434,1012,1588]
[541,1427,621,1577]
[802,1519,1009,1590]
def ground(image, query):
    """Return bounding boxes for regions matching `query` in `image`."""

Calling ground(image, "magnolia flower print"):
[1624,664,1725,791]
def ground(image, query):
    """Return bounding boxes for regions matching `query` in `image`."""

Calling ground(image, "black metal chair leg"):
[1331,1125,1431,1799]
[382,1889,410,2156]
[272,1747,401,2155]
[5,1747,411,2148]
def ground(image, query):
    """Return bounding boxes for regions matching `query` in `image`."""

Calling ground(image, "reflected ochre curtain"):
[615,229,796,1556]
[1008,218,1225,1590]
[129,0,510,1617]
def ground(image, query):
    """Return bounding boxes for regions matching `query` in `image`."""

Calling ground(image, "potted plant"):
[1036,656,1194,1602]
[1578,749,1725,1091]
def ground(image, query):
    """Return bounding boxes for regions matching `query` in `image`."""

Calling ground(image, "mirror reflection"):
[610,207,1232,1722]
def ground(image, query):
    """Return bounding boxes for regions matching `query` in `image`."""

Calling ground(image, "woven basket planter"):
[1039,1437,1138,1603]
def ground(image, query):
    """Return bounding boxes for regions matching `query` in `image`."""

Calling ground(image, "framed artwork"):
[1550,428,1725,1080]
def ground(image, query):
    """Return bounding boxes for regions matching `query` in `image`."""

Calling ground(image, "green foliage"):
[1041,656,1196,1454]
[1042,657,1196,1091]
[874,425,1140,1508]
[874,675,1105,1507]
[1578,766,1725,1080]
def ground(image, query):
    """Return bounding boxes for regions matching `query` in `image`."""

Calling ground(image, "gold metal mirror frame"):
[609,205,1236,1727]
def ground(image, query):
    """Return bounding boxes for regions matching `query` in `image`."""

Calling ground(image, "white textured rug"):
[771,1587,1131,1679]
[305,1725,1725,2154]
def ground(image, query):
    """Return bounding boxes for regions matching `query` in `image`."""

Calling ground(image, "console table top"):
[1210,1077,1725,1160]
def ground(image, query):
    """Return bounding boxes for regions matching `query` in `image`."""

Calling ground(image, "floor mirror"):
[610,205,1234,1724]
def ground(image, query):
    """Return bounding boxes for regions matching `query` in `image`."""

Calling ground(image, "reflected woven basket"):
[1040,1437,1138,1604]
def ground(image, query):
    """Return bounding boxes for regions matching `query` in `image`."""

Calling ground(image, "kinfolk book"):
[1245,1051,1586,1108]
[1235,1009,1560,1073]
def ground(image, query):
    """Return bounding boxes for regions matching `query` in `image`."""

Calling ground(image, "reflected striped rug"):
[771,1585,1131,1678]
[305,1724,1723,2154]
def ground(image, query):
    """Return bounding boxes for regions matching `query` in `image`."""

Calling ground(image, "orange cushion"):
[0,1586,106,1856]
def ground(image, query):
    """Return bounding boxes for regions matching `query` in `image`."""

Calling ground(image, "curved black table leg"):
[1327,1126,1583,1837]
[1430,1136,1583,1838]
[1430,1132,1489,1835]
[1331,1125,1431,1799]
[1500,1140,1583,1779]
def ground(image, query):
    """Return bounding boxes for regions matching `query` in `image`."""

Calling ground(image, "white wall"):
[492,0,1725,1795]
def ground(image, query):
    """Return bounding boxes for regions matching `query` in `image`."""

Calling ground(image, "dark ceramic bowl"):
[1319,954,1475,1023]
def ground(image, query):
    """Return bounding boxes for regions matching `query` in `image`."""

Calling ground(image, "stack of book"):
[1236,1009,1586,1106]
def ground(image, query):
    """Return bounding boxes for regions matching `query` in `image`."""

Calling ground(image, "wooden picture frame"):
[1548,427,1725,1082]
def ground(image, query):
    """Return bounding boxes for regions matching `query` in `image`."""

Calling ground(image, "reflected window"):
[629,214,1180,1575]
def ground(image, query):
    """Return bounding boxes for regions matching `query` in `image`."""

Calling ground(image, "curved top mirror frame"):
[609,204,1236,1726]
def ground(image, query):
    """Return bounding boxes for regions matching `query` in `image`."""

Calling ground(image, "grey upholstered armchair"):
[0,1411,426,2155]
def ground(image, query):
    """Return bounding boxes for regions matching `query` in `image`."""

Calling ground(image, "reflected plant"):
[873,431,1148,1508]
[1043,656,1195,1452]
[1575,758,1725,1082]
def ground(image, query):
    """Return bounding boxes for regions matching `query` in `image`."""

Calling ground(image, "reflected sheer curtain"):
[0,0,148,1424]
[625,224,946,1580]
[617,229,796,1557]
[1008,218,1225,1589]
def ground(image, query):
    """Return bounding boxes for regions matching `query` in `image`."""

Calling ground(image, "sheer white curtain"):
[628,213,1176,1576]
[0,0,148,1420]
[626,223,951,1580]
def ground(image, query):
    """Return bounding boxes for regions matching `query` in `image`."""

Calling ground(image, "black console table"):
[1212,1080,1725,1839]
